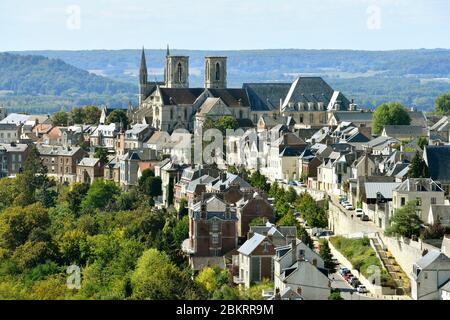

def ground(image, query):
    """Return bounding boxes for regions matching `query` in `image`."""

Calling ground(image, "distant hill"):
[0,53,137,113]
[3,49,450,112]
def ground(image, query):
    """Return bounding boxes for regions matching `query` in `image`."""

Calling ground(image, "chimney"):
[201,202,207,220]
[291,239,297,265]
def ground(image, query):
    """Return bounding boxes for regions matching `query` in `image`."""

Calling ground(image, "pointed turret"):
[139,46,148,85]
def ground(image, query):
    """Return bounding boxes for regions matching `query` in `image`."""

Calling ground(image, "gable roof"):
[425,145,450,182]
[238,233,267,256]
[332,111,373,122]
[416,250,442,269]
[206,88,250,107]
[159,88,204,105]
[243,83,292,112]
[383,125,426,137]
[364,182,400,199]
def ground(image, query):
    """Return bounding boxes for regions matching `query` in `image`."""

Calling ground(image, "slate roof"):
[243,83,292,111]
[383,125,426,137]
[78,158,100,167]
[159,88,204,105]
[0,143,28,152]
[425,146,450,182]
[395,178,443,193]
[364,182,400,199]
[282,77,351,111]
[416,250,442,269]
[206,88,250,107]
[333,111,373,122]
[37,145,82,157]
[280,147,304,157]
[238,233,267,256]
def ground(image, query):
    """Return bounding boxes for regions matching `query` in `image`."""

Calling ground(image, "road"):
[330,271,380,300]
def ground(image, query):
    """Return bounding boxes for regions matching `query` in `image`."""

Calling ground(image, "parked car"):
[288,180,298,186]
[345,204,355,211]
[350,277,360,287]
[355,208,364,217]
[339,267,350,275]
[357,285,368,293]
[361,214,370,221]
[344,273,354,280]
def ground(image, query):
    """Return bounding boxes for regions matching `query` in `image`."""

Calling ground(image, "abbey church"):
[128,47,358,132]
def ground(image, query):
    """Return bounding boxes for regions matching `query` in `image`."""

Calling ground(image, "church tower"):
[139,47,148,106]
[165,46,189,88]
[205,56,227,89]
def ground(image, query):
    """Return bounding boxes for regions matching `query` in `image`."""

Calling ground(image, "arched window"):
[170,109,174,119]
[215,62,220,81]
[239,110,243,119]
[177,62,182,83]
[206,61,210,81]
[184,108,188,120]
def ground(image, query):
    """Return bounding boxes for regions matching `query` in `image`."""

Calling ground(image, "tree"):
[83,106,101,125]
[407,152,429,178]
[386,201,423,239]
[297,225,314,249]
[65,183,90,215]
[277,210,297,226]
[417,137,429,150]
[0,203,50,251]
[106,109,129,129]
[196,267,229,296]
[94,147,109,164]
[435,92,450,115]
[178,198,188,218]
[138,169,162,199]
[203,116,239,134]
[14,146,49,207]
[70,107,85,124]
[0,178,19,211]
[80,179,120,213]
[421,221,445,240]
[131,249,204,300]
[319,239,336,273]
[249,217,269,226]
[249,171,270,192]
[329,291,343,300]
[372,102,411,134]
[51,111,69,126]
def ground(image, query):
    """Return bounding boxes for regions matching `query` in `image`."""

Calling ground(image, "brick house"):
[76,158,104,184]
[37,145,87,184]
[0,143,30,177]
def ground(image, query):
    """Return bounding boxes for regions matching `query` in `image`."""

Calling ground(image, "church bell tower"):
[205,56,227,89]
[165,45,189,88]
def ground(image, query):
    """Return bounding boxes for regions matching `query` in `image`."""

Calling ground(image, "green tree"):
[0,178,19,211]
[249,171,270,192]
[106,109,129,129]
[249,217,269,226]
[435,92,450,115]
[203,116,239,134]
[138,169,162,199]
[80,179,120,213]
[319,239,336,273]
[51,111,69,126]
[65,183,90,215]
[94,147,109,164]
[14,146,49,207]
[70,107,85,124]
[131,249,203,300]
[83,106,101,125]
[329,291,343,300]
[407,152,429,178]
[386,201,423,239]
[0,203,50,251]
[277,210,297,226]
[372,102,411,134]
[178,198,188,218]
[196,267,229,296]
[417,137,429,150]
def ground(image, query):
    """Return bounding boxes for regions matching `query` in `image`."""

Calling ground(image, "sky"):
[1,0,449,51]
